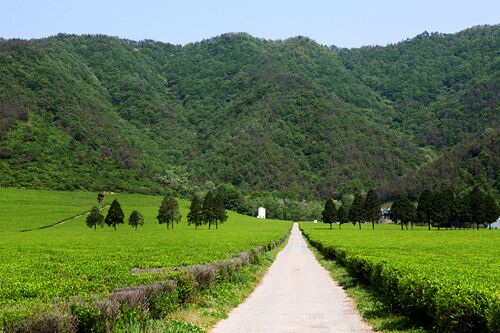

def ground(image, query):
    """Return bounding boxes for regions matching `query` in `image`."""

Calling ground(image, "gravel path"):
[211,223,373,333]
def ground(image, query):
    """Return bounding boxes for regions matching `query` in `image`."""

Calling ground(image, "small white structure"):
[490,217,500,229]
[257,207,266,219]
[313,220,318,224]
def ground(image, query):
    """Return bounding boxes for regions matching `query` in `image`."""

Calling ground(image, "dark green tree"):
[417,189,433,230]
[216,183,245,213]
[349,193,365,230]
[483,193,499,229]
[86,206,103,230]
[203,191,217,229]
[322,198,337,230]
[128,210,144,230]
[157,195,181,230]
[187,195,204,229]
[364,189,380,230]
[104,199,124,230]
[469,186,486,230]
[338,204,348,229]
[391,195,416,230]
[214,192,228,229]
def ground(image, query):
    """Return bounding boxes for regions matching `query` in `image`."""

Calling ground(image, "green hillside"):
[0,25,498,202]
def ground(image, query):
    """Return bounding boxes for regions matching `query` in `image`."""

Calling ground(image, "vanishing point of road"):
[211,223,374,333]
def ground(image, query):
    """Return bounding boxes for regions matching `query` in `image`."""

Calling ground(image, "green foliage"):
[348,193,365,228]
[187,195,203,229]
[105,199,124,230]
[301,222,500,332]
[391,195,416,229]
[321,198,337,229]
[2,27,497,202]
[363,189,380,227]
[157,195,181,230]
[86,206,104,230]
[128,210,144,230]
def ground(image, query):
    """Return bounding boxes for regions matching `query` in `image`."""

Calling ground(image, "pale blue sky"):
[1,0,498,47]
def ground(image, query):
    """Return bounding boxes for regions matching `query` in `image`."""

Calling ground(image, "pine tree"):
[338,204,348,229]
[349,193,365,230]
[214,192,228,229]
[203,191,216,229]
[364,189,380,230]
[187,195,204,229]
[128,210,144,230]
[104,199,124,230]
[417,189,433,230]
[86,206,104,230]
[391,195,415,230]
[469,186,485,230]
[322,198,337,230]
[157,195,181,230]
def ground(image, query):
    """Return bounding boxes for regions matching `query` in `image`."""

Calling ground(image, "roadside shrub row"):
[3,238,286,333]
[301,228,499,333]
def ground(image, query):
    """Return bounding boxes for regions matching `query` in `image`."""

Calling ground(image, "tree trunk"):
[113,224,116,231]
[172,221,174,230]
[401,221,404,230]
[358,222,361,230]
[135,225,137,230]
[372,221,374,230]
[216,220,218,229]
[208,222,211,230]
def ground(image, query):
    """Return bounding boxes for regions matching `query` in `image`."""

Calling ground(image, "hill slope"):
[0,25,498,200]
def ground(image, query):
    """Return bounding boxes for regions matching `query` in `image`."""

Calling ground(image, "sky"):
[1,0,499,48]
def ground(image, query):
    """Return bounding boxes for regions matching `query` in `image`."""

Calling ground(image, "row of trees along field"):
[86,190,228,230]
[322,186,499,230]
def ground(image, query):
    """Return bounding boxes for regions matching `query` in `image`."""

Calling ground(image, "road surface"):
[211,223,373,333]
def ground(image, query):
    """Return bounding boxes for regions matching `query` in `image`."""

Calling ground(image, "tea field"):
[300,222,500,332]
[0,188,292,324]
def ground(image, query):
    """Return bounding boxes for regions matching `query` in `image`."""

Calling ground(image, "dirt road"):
[211,223,373,333]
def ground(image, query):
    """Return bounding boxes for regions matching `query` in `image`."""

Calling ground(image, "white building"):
[490,217,500,229]
[257,207,266,219]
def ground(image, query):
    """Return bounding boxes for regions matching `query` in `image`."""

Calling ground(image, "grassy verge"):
[307,243,429,333]
[117,240,286,332]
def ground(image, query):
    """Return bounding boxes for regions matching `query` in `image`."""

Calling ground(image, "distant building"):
[257,207,266,219]
[490,217,500,229]
[380,207,391,221]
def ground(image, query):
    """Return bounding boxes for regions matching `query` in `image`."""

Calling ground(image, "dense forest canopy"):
[0,25,498,211]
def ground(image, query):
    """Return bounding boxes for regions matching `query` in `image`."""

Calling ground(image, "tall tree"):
[157,195,181,230]
[128,210,144,230]
[187,195,204,229]
[214,192,228,229]
[338,204,348,229]
[203,191,217,229]
[364,189,380,230]
[469,186,486,230]
[86,206,103,230]
[349,193,365,230]
[417,189,433,230]
[391,195,416,230]
[483,193,499,229]
[104,199,124,230]
[322,198,337,230]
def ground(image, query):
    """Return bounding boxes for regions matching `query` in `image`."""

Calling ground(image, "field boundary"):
[19,205,109,232]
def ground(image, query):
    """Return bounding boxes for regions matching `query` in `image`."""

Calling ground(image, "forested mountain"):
[0,25,498,205]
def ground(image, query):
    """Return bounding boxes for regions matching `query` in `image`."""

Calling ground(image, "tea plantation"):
[300,222,500,332]
[0,188,292,325]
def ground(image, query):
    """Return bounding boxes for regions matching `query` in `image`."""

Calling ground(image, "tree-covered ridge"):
[0,25,498,202]
[338,25,499,149]
[378,128,499,201]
